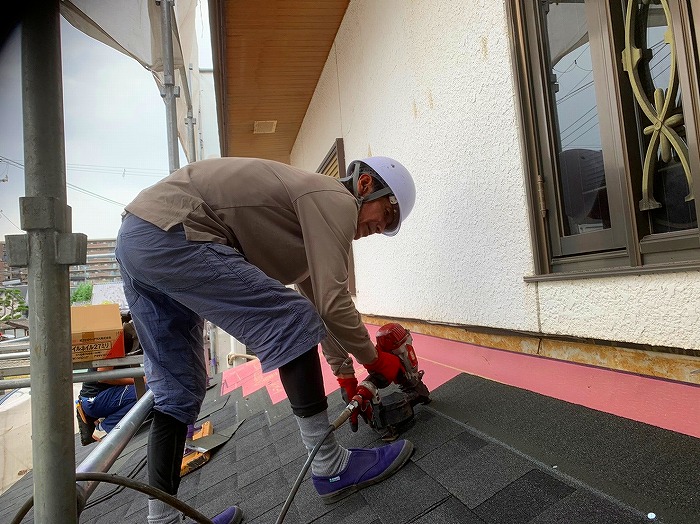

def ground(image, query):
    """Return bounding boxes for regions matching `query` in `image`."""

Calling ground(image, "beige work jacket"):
[125,157,375,375]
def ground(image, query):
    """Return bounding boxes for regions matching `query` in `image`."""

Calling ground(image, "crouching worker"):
[115,156,417,524]
[75,367,141,445]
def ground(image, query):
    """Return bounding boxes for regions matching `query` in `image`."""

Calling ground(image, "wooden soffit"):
[209,0,350,163]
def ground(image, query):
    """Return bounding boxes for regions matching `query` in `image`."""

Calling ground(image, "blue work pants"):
[80,385,138,433]
[115,214,326,425]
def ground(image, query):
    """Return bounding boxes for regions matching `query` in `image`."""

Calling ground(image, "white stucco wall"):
[290,0,700,350]
[539,272,700,349]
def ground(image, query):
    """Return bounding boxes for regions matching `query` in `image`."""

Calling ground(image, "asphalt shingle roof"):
[1,371,698,523]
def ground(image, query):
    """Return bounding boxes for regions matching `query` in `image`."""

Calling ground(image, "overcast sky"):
[0,3,212,240]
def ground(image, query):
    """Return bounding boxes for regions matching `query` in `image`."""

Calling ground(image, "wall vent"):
[253,120,277,134]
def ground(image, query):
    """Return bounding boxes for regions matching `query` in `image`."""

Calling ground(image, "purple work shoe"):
[312,439,414,503]
[188,506,242,524]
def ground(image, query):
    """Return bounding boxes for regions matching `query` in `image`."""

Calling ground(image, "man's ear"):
[356,173,374,197]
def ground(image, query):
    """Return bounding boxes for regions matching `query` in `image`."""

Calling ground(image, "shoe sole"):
[320,440,415,504]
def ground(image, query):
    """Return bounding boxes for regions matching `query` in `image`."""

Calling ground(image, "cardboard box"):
[70,304,125,363]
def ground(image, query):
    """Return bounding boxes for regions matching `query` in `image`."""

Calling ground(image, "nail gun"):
[361,323,431,440]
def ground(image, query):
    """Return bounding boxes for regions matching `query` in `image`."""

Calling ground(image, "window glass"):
[545,3,612,236]
[513,0,700,274]
[626,0,696,233]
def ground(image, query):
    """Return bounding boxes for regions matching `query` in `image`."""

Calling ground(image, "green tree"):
[0,288,28,322]
[70,282,93,304]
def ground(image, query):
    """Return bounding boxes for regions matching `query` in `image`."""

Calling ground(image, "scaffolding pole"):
[9,0,87,521]
[160,0,180,173]
[76,390,155,511]
[186,63,197,162]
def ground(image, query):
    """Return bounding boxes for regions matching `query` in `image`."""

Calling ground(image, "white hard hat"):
[345,156,416,236]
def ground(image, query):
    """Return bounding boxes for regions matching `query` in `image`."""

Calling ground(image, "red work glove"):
[337,376,372,432]
[363,350,405,387]
[337,376,358,404]
[351,384,374,432]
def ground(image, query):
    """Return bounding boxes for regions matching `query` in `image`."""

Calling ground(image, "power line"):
[0,156,23,170]
[650,61,672,81]
[0,210,22,232]
[0,156,128,207]
[558,105,597,137]
[68,162,167,173]
[561,119,600,150]
[554,46,676,148]
[560,112,598,143]
[66,183,126,207]
[553,43,591,75]
[555,47,671,109]
[67,163,167,178]
[556,77,594,105]
[0,155,167,179]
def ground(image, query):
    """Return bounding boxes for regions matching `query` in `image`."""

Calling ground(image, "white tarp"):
[198,70,221,160]
[547,3,588,66]
[548,2,667,67]
[60,0,202,163]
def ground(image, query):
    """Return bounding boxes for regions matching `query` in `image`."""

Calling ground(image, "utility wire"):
[67,183,126,207]
[555,46,675,149]
[556,76,594,105]
[0,155,167,179]
[556,47,670,108]
[67,163,167,178]
[0,156,23,169]
[553,43,591,75]
[0,160,9,182]
[560,112,598,143]
[0,155,130,207]
[0,210,22,231]
[561,119,600,150]
[558,105,597,137]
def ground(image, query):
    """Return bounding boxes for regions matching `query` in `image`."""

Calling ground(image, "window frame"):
[508,0,700,278]
[316,138,356,294]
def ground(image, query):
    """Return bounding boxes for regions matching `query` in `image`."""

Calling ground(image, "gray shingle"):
[530,490,650,524]
[1,370,696,524]
[412,496,486,524]
[417,440,532,508]
[473,469,575,523]
[361,461,450,523]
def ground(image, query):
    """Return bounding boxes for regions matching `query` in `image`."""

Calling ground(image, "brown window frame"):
[508,0,700,279]
[316,138,356,293]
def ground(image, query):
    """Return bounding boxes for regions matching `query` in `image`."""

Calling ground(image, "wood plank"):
[180,420,214,477]
[217,0,350,161]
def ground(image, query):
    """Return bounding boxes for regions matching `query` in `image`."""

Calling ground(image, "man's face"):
[355,196,397,239]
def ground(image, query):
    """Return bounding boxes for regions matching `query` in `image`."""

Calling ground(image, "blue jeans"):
[80,385,138,433]
[115,214,326,424]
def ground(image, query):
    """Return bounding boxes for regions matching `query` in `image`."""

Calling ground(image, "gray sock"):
[295,410,350,476]
[147,498,181,524]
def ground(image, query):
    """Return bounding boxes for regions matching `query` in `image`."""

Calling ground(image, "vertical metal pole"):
[186,63,197,162]
[160,0,180,173]
[198,103,205,161]
[21,1,77,522]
